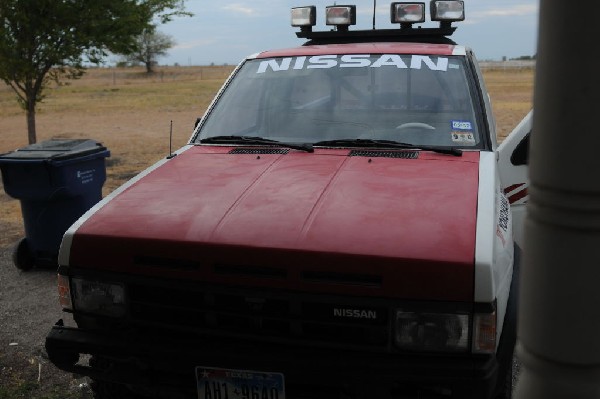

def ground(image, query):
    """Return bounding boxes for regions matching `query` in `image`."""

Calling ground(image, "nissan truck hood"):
[66,146,480,301]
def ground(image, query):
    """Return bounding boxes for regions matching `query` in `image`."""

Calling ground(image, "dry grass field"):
[0,65,533,399]
[0,66,234,249]
[0,65,534,251]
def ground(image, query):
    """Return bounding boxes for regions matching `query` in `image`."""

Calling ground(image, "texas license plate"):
[196,366,285,399]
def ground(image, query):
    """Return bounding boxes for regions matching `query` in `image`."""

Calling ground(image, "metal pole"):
[372,0,377,29]
[514,0,600,397]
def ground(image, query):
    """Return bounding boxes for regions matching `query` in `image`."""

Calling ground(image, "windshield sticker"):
[339,54,372,68]
[307,55,338,69]
[293,56,307,70]
[451,120,473,130]
[256,54,449,74]
[257,58,293,72]
[410,55,448,71]
[451,132,476,144]
[449,63,460,69]
[370,54,408,68]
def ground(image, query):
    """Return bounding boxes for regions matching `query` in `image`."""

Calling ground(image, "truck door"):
[497,110,532,248]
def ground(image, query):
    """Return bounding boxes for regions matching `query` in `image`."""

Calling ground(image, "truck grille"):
[128,283,390,350]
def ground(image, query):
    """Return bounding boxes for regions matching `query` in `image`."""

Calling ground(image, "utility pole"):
[514,1,600,398]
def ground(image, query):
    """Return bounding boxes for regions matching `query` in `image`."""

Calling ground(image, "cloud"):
[470,4,537,19]
[222,4,258,16]
[173,39,217,50]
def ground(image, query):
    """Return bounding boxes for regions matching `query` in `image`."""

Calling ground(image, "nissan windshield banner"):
[256,55,455,73]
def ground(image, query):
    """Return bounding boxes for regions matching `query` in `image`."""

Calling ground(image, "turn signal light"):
[57,274,72,310]
[472,311,497,353]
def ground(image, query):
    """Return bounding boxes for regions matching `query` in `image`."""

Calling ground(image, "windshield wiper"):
[200,135,314,153]
[313,138,462,156]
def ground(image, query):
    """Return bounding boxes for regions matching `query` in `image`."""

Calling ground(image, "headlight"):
[395,311,469,352]
[72,278,126,317]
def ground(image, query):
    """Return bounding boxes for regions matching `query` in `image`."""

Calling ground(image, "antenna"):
[167,120,176,159]
[372,0,377,29]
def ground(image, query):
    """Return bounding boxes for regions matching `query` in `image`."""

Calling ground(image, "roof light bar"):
[391,3,425,27]
[291,6,317,32]
[292,2,462,41]
[325,5,356,31]
[431,1,465,22]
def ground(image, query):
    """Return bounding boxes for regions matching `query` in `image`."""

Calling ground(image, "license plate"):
[196,366,285,399]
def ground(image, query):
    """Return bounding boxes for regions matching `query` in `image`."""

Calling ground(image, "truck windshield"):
[195,54,483,149]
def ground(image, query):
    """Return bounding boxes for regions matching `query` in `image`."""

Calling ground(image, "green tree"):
[0,0,190,144]
[123,28,175,73]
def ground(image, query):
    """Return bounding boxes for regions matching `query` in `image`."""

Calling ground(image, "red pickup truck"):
[46,3,531,398]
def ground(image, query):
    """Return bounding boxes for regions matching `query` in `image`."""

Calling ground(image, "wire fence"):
[1,62,534,95]
[88,65,237,85]
[479,60,536,70]
[0,65,237,93]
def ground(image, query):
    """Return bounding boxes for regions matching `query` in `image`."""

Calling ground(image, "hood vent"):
[349,150,418,159]
[229,148,290,155]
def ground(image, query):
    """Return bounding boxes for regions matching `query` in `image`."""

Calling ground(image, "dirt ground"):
[0,65,533,397]
[0,66,231,398]
[0,248,92,399]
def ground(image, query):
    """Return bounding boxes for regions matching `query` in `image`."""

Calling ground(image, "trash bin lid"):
[0,139,108,162]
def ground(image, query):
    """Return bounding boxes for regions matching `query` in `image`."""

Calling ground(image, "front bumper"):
[46,320,500,399]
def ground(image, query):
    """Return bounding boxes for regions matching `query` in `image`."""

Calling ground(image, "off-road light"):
[71,277,126,317]
[291,6,316,31]
[325,5,357,30]
[391,3,426,25]
[430,1,465,22]
[472,311,497,354]
[395,311,469,352]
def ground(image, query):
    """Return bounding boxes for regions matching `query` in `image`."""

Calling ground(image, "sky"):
[145,1,539,67]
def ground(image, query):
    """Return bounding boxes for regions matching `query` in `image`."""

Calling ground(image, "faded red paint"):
[70,147,480,301]
[258,42,457,58]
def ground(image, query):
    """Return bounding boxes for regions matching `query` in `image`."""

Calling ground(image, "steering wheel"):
[395,122,436,130]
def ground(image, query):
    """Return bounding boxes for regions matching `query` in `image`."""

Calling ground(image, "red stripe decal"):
[504,183,525,195]
[508,187,528,204]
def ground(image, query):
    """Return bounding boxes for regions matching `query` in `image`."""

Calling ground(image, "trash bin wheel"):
[12,238,35,271]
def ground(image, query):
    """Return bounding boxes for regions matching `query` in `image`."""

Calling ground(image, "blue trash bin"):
[0,139,110,270]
